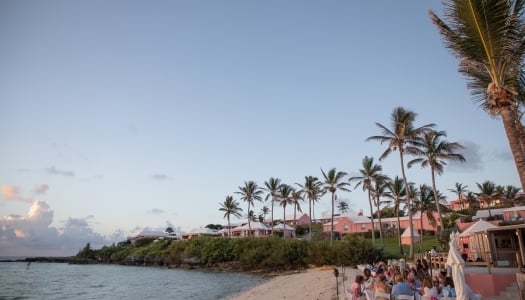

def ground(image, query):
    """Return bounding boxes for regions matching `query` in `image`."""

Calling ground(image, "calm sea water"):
[0,259,267,300]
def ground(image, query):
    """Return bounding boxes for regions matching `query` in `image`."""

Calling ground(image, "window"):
[361,224,366,231]
[343,224,349,232]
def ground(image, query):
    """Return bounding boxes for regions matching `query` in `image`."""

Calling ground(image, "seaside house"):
[182,227,220,239]
[231,221,271,237]
[127,230,175,246]
[272,223,296,237]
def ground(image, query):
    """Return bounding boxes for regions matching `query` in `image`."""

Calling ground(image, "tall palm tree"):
[337,200,349,214]
[263,177,282,227]
[466,191,478,214]
[296,176,324,235]
[371,175,391,249]
[290,189,303,225]
[386,176,406,255]
[408,129,465,239]
[476,180,498,217]
[449,182,469,210]
[503,185,524,205]
[429,1,525,190]
[366,106,435,258]
[321,168,350,244]
[278,184,293,237]
[218,195,243,238]
[236,181,263,236]
[349,156,383,247]
[413,184,437,252]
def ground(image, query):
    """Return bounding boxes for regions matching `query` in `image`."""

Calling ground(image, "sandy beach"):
[227,266,361,300]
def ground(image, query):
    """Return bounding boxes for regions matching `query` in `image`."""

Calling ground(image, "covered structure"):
[459,220,498,262]
[400,228,420,245]
[272,223,296,238]
[231,221,271,237]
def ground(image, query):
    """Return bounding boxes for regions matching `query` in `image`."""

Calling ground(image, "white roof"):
[459,220,498,237]
[190,227,219,235]
[473,208,505,219]
[502,206,525,213]
[137,230,167,237]
[401,228,420,237]
[273,223,295,231]
[231,221,271,231]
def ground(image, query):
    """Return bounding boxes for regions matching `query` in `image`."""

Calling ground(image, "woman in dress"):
[349,275,364,300]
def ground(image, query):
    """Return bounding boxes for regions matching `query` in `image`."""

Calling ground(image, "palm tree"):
[371,175,391,249]
[337,200,349,214]
[366,106,435,258]
[290,189,303,226]
[349,156,383,247]
[260,206,270,223]
[413,184,437,252]
[296,176,324,235]
[503,185,524,205]
[476,180,498,217]
[449,182,469,210]
[408,130,465,239]
[429,1,525,190]
[236,181,263,236]
[263,177,282,227]
[321,168,350,244]
[386,176,406,255]
[465,191,478,214]
[278,184,293,236]
[219,195,243,238]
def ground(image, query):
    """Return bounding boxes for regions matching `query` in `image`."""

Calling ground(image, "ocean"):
[0,259,267,300]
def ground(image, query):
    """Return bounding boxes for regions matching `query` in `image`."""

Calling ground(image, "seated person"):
[419,277,439,298]
[390,273,411,299]
[407,273,422,292]
[441,276,456,298]
[373,274,391,300]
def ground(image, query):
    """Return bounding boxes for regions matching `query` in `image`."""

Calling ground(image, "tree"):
[371,174,391,249]
[296,176,324,235]
[386,176,406,255]
[366,106,435,258]
[412,184,436,252]
[349,156,383,248]
[408,129,465,239]
[321,168,350,245]
[337,200,349,214]
[278,184,293,236]
[263,177,282,227]
[449,182,469,210]
[236,181,263,236]
[219,195,243,238]
[476,180,498,217]
[165,227,174,234]
[497,184,523,206]
[290,189,303,225]
[260,206,270,222]
[429,1,525,190]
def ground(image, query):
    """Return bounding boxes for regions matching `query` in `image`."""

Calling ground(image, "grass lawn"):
[380,235,440,260]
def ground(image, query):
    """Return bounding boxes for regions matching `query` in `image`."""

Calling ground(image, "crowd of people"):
[349,258,456,300]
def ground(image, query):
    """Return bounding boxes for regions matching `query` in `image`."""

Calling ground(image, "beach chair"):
[394,295,414,300]
[373,291,390,300]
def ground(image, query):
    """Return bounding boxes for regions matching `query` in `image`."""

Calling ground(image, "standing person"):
[349,275,364,300]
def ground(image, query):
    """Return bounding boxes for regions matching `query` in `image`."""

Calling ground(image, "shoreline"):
[227,266,361,300]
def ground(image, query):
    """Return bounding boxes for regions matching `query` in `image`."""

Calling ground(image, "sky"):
[0,1,520,256]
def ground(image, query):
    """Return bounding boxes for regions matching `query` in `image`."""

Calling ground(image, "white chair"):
[395,295,414,300]
[374,291,391,299]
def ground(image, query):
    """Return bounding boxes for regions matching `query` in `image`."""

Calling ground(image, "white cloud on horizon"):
[152,174,170,181]
[0,184,33,202]
[448,140,483,172]
[45,166,75,177]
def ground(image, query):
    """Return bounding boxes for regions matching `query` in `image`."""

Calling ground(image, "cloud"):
[33,184,50,195]
[152,174,170,181]
[494,150,513,162]
[1,184,20,200]
[0,201,110,256]
[128,123,139,135]
[0,184,32,202]
[45,166,75,177]
[448,140,483,172]
[147,208,165,214]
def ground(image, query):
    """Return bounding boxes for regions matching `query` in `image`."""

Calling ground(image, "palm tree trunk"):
[271,197,274,227]
[294,205,297,226]
[501,106,525,190]
[309,198,312,237]
[430,167,442,240]
[367,189,376,247]
[330,192,335,245]
[375,195,385,248]
[283,207,286,238]
[420,213,424,253]
[396,203,403,255]
[399,150,415,258]
[248,202,251,237]
[228,216,231,238]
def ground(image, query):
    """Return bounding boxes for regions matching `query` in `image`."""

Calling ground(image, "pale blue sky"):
[0,0,519,255]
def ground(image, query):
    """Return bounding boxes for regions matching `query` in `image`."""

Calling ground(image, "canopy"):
[459,220,497,237]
